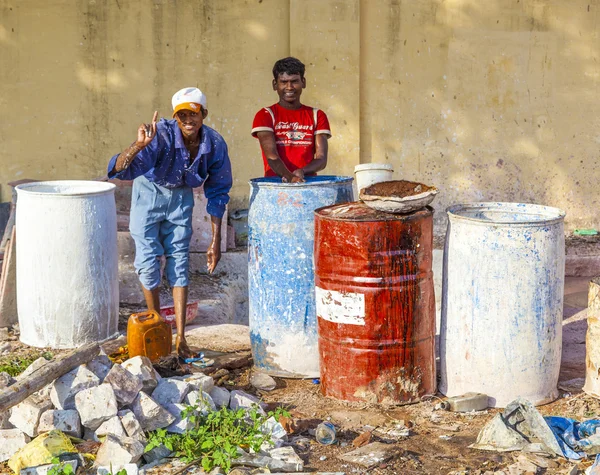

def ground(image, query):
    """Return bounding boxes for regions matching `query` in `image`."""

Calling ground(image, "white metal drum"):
[16,181,119,348]
[440,202,565,407]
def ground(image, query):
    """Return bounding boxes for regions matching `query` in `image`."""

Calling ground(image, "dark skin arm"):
[112,111,158,173]
[256,131,329,183]
[207,215,222,273]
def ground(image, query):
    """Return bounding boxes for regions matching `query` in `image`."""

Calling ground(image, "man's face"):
[175,108,204,139]
[273,72,305,107]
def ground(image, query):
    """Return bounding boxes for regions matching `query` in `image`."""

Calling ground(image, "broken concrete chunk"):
[267,446,304,471]
[260,417,287,441]
[337,441,400,468]
[38,410,81,438]
[0,429,30,462]
[104,364,143,406]
[209,386,230,409]
[122,356,161,393]
[9,393,53,437]
[118,409,146,443]
[94,434,145,467]
[130,392,175,432]
[183,373,214,393]
[97,463,139,475]
[165,403,194,434]
[74,384,118,430]
[50,365,101,410]
[151,378,191,406]
[185,390,216,414]
[230,390,266,414]
[85,351,113,382]
[94,415,126,440]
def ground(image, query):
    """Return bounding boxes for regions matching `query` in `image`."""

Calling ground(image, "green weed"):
[0,351,53,377]
[145,404,290,473]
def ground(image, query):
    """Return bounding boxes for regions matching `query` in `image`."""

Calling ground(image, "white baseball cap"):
[172,87,207,117]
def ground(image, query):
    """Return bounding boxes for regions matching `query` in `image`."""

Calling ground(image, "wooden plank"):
[0,227,17,327]
[0,342,100,411]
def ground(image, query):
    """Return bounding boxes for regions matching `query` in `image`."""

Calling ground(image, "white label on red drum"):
[315,287,366,326]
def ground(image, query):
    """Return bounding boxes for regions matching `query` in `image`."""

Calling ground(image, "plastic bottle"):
[440,392,488,412]
[315,421,337,445]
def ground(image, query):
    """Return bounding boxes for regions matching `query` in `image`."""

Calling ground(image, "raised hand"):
[136,111,158,148]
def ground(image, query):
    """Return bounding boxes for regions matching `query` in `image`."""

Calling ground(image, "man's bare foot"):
[176,336,195,360]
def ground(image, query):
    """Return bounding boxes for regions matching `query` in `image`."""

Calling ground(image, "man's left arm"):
[203,136,233,273]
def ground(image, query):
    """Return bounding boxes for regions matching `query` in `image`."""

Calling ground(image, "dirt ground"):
[0,275,595,474]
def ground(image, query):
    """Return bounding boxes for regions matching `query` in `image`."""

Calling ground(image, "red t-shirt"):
[251,103,332,177]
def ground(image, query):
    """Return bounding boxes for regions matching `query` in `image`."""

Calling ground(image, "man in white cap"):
[107,87,232,359]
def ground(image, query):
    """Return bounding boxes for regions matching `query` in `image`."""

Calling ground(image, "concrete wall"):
[1,0,598,232]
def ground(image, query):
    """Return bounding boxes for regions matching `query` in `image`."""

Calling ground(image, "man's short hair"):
[272,57,305,80]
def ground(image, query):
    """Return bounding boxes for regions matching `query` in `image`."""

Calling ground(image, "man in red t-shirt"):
[252,57,331,183]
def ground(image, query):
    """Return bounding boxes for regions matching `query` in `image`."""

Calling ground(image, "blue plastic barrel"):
[248,176,354,378]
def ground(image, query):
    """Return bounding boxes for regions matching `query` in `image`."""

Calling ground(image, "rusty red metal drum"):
[314,202,435,404]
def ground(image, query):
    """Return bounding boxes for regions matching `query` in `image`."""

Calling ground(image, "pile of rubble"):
[0,353,300,474]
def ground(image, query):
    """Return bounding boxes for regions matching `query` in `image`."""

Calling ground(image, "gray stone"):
[122,356,161,393]
[0,328,9,341]
[165,403,194,434]
[142,443,172,464]
[118,409,146,443]
[229,390,265,414]
[94,434,145,467]
[0,372,15,430]
[38,409,81,438]
[209,386,230,409]
[0,428,30,462]
[104,364,143,406]
[86,352,113,382]
[9,393,53,437]
[21,460,78,475]
[94,415,127,440]
[130,392,175,432]
[250,373,277,391]
[51,365,100,410]
[185,390,216,414]
[151,378,191,406]
[97,463,139,475]
[0,371,14,387]
[75,384,118,430]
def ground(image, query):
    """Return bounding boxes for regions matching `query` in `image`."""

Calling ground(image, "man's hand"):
[136,111,158,148]
[207,240,221,274]
[291,168,305,183]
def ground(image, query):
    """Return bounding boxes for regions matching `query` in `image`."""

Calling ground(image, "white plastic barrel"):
[440,202,565,407]
[354,163,393,194]
[15,181,119,348]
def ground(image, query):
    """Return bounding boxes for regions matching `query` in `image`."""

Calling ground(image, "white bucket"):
[354,163,393,194]
[15,180,119,348]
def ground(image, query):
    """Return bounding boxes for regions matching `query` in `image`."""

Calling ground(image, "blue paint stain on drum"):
[248,176,354,378]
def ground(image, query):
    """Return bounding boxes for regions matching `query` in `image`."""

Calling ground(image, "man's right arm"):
[108,111,158,177]
[256,131,300,183]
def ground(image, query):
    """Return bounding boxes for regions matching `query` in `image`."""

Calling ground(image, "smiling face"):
[273,72,306,109]
[174,108,206,140]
